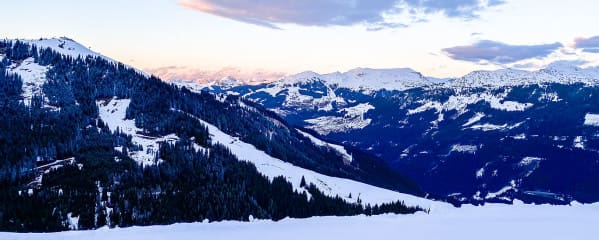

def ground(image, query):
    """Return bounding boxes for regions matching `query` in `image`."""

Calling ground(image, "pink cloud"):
[179,0,504,30]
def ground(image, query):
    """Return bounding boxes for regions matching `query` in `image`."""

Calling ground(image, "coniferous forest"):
[0,41,423,232]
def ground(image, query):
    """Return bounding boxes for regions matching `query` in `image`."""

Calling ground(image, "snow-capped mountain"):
[170,76,244,92]
[207,61,599,205]
[0,38,433,232]
[20,37,104,59]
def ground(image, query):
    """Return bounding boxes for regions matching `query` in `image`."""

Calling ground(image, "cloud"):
[145,66,286,84]
[442,40,563,64]
[574,36,599,53]
[402,0,504,19]
[179,0,504,30]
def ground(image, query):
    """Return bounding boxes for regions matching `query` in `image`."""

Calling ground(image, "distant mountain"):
[0,38,427,232]
[204,62,599,205]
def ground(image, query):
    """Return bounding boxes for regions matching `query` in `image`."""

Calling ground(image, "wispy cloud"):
[179,0,504,30]
[402,0,505,19]
[574,36,599,53]
[443,40,563,64]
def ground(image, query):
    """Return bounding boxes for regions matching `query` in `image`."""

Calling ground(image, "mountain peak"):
[17,37,150,78]
[20,37,101,59]
[542,60,585,72]
[276,68,431,92]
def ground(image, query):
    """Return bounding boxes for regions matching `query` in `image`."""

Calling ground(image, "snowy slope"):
[584,113,599,126]
[2,38,150,107]
[192,114,438,208]
[96,97,436,208]
[21,38,104,60]
[6,57,49,106]
[4,201,597,240]
[97,98,183,166]
[18,37,150,77]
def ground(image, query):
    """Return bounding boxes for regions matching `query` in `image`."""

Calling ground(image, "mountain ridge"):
[211,58,599,205]
[0,38,430,232]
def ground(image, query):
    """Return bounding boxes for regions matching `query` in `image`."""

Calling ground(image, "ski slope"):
[3,201,597,240]
[193,115,438,209]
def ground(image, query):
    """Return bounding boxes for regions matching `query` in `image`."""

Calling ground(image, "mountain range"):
[2,37,598,233]
[200,59,599,205]
[0,38,433,232]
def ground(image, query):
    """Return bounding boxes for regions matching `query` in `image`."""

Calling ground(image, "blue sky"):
[3,0,599,81]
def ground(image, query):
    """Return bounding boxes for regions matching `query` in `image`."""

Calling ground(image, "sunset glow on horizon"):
[3,0,599,82]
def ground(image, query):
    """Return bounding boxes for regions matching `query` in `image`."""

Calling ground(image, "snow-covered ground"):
[19,37,149,77]
[6,57,49,106]
[3,201,597,240]
[303,103,375,135]
[584,113,599,126]
[21,38,104,60]
[97,98,181,166]
[468,121,524,131]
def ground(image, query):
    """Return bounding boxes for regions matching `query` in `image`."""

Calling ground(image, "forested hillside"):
[0,40,422,232]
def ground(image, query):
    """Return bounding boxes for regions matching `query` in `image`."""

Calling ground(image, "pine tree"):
[300,176,306,188]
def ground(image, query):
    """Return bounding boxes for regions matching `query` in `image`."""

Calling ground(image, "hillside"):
[0,38,428,232]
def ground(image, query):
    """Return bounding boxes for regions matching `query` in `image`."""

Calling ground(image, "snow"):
[539,91,561,102]
[468,121,524,131]
[584,113,599,126]
[573,136,585,149]
[450,144,478,154]
[304,115,372,135]
[277,68,432,93]
[519,157,544,166]
[426,93,530,114]
[407,101,442,115]
[171,79,211,92]
[341,103,375,118]
[66,213,79,231]
[196,60,599,95]
[462,113,485,127]
[475,168,485,178]
[97,98,180,166]
[6,57,49,106]
[519,157,544,177]
[486,98,533,112]
[445,64,599,89]
[304,103,375,135]
[255,78,347,112]
[468,123,509,131]
[407,92,532,127]
[296,129,352,163]
[511,133,527,140]
[5,202,599,240]
[484,181,517,199]
[191,114,436,208]
[20,37,150,77]
[21,38,103,60]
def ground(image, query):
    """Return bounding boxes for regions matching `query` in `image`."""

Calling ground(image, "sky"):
[3,0,599,82]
